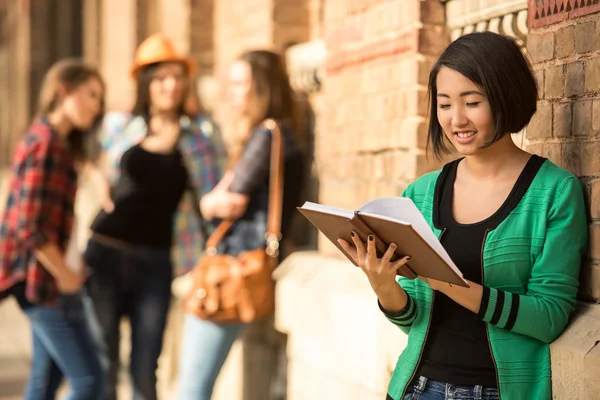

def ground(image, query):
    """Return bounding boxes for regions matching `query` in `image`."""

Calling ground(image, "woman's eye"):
[439,104,450,110]
[466,102,480,107]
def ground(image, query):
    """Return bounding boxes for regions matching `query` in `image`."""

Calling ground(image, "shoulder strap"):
[206,119,285,256]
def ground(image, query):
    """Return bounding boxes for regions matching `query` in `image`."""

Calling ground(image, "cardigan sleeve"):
[477,176,588,343]
[379,278,419,335]
[378,182,420,334]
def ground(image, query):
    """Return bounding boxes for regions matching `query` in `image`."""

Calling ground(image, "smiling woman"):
[426,32,538,160]
[338,32,588,400]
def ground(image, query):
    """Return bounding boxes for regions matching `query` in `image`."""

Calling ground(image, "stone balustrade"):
[442,0,528,42]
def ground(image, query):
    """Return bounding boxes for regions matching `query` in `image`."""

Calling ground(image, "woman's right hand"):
[338,232,411,293]
[200,171,249,220]
[200,190,249,220]
[56,270,86,294]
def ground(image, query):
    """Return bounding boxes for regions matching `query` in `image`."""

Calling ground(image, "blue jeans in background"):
[84,238,173,400]
[20,292,105,400]
[177,314,246,400]
[403,376,499,400]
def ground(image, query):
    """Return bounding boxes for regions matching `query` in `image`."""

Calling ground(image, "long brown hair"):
[37,58,105,163]
[229,50,296,163]
[131,62,191,121]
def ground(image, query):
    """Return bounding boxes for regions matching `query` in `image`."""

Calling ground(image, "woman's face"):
[62,77,104,130]
[227,60,253,119]
[149,62,188,113]
[436,66,496,156]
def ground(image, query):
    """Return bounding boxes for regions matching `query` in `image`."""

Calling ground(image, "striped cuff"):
[378,295,417,326]
[478,286,520,330]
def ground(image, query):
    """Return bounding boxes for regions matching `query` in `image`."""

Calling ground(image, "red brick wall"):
[317,0,447,256]
[273,0,310,49]
[190,0,214,77]
[526,7,600,301]
[214,0,273,71]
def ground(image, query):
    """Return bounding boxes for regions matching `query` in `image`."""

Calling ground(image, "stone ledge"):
[275,251,600,400]
[274,251,408,398]
[550,302,600,400]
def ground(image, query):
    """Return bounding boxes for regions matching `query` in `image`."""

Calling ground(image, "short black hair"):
[426,32,538,159]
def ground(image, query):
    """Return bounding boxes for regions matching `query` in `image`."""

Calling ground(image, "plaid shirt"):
[99,112,225,276]
[0,118,78,305]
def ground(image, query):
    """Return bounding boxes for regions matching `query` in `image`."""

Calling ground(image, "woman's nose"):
[452,106,469,126]
[163,76,178,91]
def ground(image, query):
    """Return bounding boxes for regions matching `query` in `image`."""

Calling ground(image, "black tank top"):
[91,144,188,248]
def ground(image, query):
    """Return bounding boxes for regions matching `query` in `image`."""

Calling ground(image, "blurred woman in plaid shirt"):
[0,59,105,399]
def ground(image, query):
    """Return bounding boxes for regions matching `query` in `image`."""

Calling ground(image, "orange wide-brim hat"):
[130,33,196,78]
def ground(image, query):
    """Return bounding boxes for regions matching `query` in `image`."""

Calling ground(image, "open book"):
[297,197,468,287]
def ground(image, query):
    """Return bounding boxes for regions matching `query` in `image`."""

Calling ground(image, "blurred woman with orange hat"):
[83,33,244,400]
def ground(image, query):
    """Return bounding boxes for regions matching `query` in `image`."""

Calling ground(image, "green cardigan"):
[385,160,588,400]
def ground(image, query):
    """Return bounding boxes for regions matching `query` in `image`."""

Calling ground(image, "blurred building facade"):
[1,0,600,399]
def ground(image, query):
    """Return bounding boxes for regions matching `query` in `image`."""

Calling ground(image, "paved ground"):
[0,298,31,400]
[0,298,136,399]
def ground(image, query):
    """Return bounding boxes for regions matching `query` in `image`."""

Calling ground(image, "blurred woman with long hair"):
[177,49,304,400]
[0,59,105,400]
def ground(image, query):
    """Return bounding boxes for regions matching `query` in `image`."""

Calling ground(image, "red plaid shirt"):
[0,118,77,305]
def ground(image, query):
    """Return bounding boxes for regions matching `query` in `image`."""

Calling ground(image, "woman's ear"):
[55,84,69,104]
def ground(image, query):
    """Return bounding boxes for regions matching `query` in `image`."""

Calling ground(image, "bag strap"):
[205,119,285,257]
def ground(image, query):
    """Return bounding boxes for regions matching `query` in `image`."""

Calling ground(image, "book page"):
[358,197,461,276]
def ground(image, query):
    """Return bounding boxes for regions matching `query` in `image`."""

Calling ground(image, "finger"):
[235,193,250,203]
[381,243,397,264]
[390,255,411,272]
[366,235,377,264]
[217,171,235,190]
[349,231,366,261]
[103,200,115,213]
[337,239,359,264]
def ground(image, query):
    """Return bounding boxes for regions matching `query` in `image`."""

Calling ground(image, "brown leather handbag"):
[184,119,285,323]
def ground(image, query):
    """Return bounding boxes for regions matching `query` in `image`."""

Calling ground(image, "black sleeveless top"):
[91,144,188,248]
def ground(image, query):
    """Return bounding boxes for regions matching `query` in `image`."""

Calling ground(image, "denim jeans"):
[20,292,105,400]
[177,314,246,400]
[84,238,173,400]
[402,376,499,400]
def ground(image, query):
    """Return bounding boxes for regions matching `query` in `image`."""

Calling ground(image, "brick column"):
[526,1,600,398]
[101,0,137,111]
[318,0,448,256]
[214,0,273,70]
[190,0,215,78]
[83,0,102,66]
[157,0,190,54]
[0,0,30,168]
